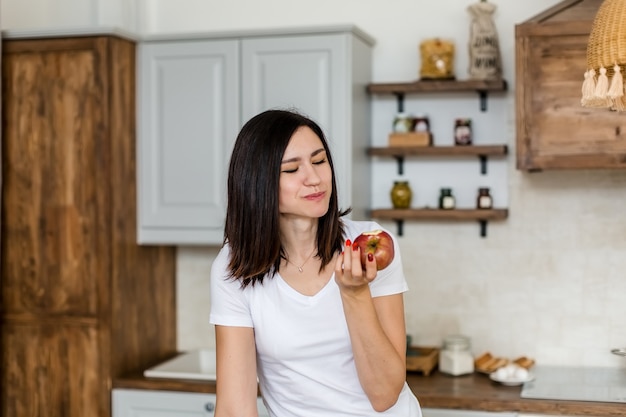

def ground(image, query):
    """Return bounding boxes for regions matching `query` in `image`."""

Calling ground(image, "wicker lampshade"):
[581,0,626,111]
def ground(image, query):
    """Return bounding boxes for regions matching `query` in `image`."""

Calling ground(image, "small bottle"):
[476,187,493,209]
[439,188,455,210]
[390,181,412,209]
[439,335,475,376]
[393,112,412,133]
[454,118,472,145]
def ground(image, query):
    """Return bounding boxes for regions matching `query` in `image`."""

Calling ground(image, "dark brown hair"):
[224,109,349,287]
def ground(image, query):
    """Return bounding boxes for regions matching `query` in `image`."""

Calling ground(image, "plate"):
[489,371,535,386]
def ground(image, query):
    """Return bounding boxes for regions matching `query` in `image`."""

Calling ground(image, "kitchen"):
[1,0,625,416]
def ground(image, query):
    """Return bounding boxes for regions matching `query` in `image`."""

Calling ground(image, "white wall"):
[4,0,626,369]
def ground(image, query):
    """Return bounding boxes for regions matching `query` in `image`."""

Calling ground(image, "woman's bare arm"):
[335,241,408,412]
[214,325,260,417]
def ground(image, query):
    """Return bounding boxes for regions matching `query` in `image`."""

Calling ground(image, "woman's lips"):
[304,191,325,201]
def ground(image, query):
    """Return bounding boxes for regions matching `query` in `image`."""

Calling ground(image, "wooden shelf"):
[370,208,509,237]
[367,79,508,112]
[367,144,508,175]
[367,79,508,95]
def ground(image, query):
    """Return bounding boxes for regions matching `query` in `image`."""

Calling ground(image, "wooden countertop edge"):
[416,395,625,416]
[113,371,625,416]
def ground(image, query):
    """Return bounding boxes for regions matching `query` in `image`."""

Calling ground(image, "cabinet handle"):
[205,401,215,412]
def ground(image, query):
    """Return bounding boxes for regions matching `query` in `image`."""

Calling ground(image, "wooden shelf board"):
[367,79,508,95]
[367,145,508,157]
[370,208,509,221]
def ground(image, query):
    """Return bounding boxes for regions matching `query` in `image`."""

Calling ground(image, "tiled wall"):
[178,166,626,367]
[172,0,626,370]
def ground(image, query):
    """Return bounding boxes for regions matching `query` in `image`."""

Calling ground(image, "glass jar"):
[412,114,430,132]
[439,335,475,376]
[438,188,455,210]
[393,112,412,133]
[390,181,412,209]
[476,187,493,209]
[454,118,472,145]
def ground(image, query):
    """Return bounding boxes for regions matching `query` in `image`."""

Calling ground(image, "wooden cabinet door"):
[137,39,240,245]
[2,322,102,417]
[1,37,110,316]
[516,25,626,171]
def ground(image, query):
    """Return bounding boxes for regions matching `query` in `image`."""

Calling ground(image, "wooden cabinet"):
[112,389,270,417]
[1,34,176,417]
[137,27,374,245]
[366,80,509,237]
[515,0,626,171]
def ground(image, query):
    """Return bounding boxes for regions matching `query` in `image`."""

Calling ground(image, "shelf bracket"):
[478,91,488,111]
[394,92,406,113]
[479,220,488,237]
[394,156,405,175]
[479,155,488,174]
[394,219,405,237]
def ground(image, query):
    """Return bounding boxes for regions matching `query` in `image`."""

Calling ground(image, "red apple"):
[353,229,395,271]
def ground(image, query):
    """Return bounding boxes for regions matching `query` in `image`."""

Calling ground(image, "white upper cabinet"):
[137,27,374,245]
[137,39,240,244]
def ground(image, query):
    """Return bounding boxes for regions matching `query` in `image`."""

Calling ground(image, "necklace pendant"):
[297,266,303,273]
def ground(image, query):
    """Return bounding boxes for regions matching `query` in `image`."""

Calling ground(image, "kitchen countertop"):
[114,366,625,416]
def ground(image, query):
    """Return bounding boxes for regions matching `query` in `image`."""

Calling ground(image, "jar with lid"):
[390,181,412,209]
[393,112,412,133]
[476,187,493,209]
[438,188,455,210]
[454,118,472,145]
[412,113,430,132]
[439,335,475,376]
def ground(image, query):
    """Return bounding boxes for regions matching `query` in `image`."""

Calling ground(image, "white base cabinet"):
[137,26,374,245]
[112,389,270,417]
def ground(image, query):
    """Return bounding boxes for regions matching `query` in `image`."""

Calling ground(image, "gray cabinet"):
[137,26,374,245]
[137,39,240,244]
[112,389,270,416]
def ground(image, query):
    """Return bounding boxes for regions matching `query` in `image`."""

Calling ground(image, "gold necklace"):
[285,248,317,273]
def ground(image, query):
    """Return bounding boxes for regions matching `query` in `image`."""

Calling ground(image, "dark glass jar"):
[476,187,493,209]
[439,188,455,210]
[412,114,430,132]
[454,118,472,145]
[391,181,412,209]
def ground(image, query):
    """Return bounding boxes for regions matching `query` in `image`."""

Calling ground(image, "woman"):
[210,109,421,417]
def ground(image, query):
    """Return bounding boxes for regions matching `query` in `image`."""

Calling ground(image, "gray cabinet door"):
[137,39,239,244]
[112,389,270,417]
[241,33,372,219]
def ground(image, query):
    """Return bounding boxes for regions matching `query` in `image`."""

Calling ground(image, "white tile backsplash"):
[164,0,626,370]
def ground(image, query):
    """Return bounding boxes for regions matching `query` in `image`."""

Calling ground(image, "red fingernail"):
[352,243,359,251]
[346,239,351,247]
[341,251,344,255]
[367,253,374,262]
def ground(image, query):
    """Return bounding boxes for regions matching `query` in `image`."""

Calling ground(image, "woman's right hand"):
[334,239,377,295]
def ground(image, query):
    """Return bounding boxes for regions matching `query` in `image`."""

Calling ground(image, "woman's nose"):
[303,163,321,185]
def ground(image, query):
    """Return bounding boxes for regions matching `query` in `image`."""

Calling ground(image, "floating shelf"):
[370,208,509,238]
[367,79,508,112]
[367,144,508,175]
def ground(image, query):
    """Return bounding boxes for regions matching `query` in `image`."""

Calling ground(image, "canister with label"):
[439,188,456,210]
[454,118,472,145]
[476,187,493,209]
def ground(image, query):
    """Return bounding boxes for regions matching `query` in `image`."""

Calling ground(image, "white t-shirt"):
[209,219,422,417]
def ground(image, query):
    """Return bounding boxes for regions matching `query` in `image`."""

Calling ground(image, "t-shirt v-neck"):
[276,271,335,305]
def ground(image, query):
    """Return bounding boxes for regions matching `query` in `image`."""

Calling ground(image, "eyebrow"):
[281,148,326,164]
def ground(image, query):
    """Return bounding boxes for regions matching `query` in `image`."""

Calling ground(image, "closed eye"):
[313,158,327,165]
